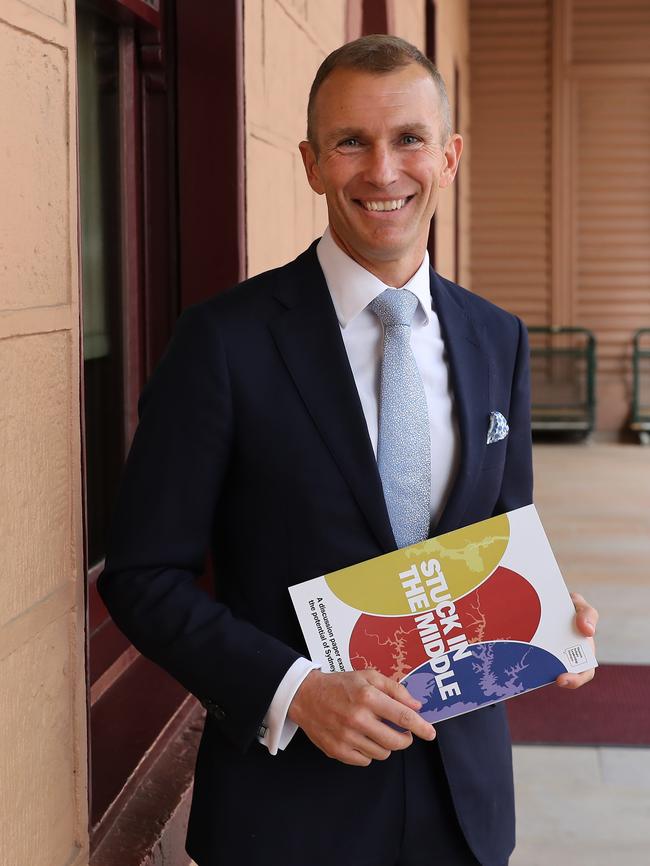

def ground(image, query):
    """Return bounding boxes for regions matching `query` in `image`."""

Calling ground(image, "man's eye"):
[401,135,420,145]
[339,138,360,148]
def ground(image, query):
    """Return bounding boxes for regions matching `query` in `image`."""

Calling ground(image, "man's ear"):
[299,140,326,195]
[439,134,463,189]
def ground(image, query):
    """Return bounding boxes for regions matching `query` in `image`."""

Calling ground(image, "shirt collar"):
[316,226,432,328]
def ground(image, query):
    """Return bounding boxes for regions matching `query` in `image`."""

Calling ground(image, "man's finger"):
[340,748,372,767]
[379,676,423,711]
[373,690,436,741]
[362,718,414,753]
[347,732,393,762]
[390,680,422,711]
[570,592,599,636]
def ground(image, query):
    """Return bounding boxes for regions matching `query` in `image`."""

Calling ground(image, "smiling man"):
[299,56,461,288]
[98,35,598,866]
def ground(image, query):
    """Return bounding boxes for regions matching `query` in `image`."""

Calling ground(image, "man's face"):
[300,63,462,274]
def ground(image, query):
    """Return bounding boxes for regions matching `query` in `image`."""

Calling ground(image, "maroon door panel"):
[176,0,246,306]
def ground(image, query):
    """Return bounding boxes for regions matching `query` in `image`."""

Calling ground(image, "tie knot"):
[369,289,419,327]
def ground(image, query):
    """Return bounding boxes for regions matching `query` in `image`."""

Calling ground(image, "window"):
[78,7,125,567]
[77,0,245,852]
[77,0,181,843]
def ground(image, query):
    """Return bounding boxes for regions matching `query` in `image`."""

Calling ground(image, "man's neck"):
[329,225,426,288]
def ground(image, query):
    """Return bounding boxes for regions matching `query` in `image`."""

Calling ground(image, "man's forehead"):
[315,65,439,117]
[322,63,434,93]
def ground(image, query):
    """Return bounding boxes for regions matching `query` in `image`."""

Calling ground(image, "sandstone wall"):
[244,0,347,275]
[0,2,88,864]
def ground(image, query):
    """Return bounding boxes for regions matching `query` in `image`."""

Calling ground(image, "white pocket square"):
[487,411,509,445]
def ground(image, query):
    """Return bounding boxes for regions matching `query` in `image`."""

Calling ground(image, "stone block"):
[391,0,425,49]
[0,614,79,866]
[286,0,307,18]
[292,151,325,251]
[306,0,346,51]
[0,21,70,310]
[244,0,265,116]
[19,0,66,23]
[247,134,298,275]
[0,332,72,626]
[262,0,325,142]
[245,0,346,275]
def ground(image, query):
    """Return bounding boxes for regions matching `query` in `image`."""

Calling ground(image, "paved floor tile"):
[598,747,650,789]
[511,745,650,865]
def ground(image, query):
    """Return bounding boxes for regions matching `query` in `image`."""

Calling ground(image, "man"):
[98,35,597,866]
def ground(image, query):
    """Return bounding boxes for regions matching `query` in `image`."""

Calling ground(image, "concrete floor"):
[511,443,650,866]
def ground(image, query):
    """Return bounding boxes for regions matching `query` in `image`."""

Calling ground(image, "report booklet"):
[289,505,597,723]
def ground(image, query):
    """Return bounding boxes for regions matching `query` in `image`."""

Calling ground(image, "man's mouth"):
[355,195,415,212]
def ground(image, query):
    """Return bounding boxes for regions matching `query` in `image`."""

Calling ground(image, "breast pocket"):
[481,437,508,472]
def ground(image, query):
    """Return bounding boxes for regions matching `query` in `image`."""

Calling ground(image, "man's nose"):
[362,143,399,188]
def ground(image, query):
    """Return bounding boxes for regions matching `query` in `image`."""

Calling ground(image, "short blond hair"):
[307,34,451,147]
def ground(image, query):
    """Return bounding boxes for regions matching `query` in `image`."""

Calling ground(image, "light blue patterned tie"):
[369,289,431,548]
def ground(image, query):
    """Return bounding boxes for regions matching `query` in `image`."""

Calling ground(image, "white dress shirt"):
[257,226,459,754]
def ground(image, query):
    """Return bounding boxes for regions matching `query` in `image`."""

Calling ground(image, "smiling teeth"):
[362,198,407,212]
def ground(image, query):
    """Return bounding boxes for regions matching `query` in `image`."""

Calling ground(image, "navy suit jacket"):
[98,241,533,866]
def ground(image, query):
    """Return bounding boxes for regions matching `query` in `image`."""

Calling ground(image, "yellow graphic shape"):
[324,513,510,615]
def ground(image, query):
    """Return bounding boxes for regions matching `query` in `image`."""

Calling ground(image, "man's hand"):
[557,591,598,689]
[288,668,436,766]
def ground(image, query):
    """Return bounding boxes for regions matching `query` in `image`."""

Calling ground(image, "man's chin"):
[352,232,419,263]
[330,220,423,265]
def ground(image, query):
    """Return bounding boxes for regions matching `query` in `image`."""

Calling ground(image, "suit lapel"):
[431,269,491,535]
[268,247,491,547]
[269,245,396,553]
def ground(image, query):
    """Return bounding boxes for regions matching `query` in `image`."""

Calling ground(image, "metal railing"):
[527,326,597,438]
[631,328,650,444]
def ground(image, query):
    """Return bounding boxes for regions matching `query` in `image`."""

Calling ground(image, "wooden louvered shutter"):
[571,0,650,430]
[469,0,552,327]
[470,0,650,431]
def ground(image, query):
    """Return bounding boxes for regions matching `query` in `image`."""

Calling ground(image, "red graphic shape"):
[349,566,541,680]
[349,616,425,679]
[456,566,541,645]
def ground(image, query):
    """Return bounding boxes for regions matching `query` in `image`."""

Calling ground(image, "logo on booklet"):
[564,645,587,667]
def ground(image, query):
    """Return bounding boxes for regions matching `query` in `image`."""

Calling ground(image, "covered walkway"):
[512,443,650,865]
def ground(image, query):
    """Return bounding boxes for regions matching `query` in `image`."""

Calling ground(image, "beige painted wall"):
[432,0,471,285]
[244,0,347,276]
[244,0,471,286]
[389,0,425,48]
[0,2,88,865]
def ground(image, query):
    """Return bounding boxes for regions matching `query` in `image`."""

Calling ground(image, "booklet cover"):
[289,505,597,723]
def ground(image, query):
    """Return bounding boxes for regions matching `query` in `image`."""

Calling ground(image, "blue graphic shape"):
[403,641,567,723]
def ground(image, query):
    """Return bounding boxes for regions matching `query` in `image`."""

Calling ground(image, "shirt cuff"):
[257,657,320,755]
